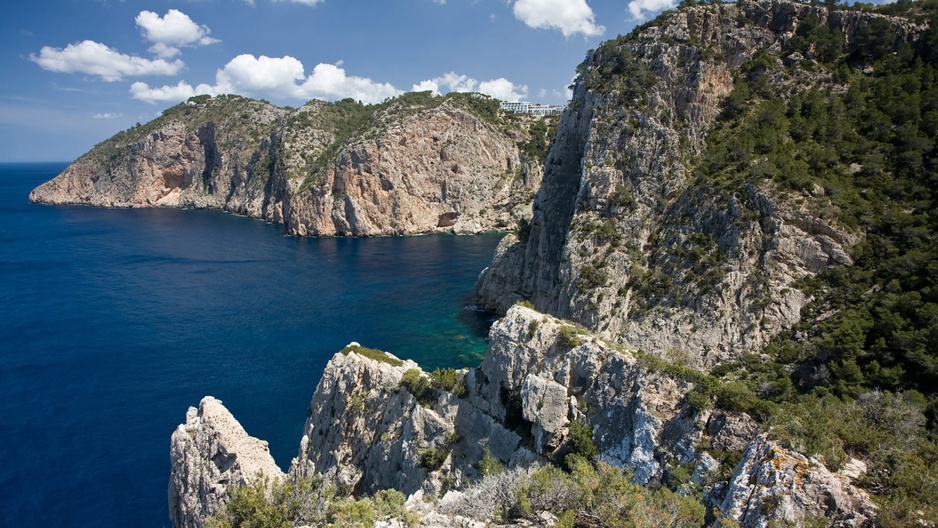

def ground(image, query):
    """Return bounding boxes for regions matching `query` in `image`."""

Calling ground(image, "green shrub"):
[578,263,609,290]
[608,182,637,211]
[341,345,403,367]
[511,458,705,527]
[429,368,468,397]
[556,326,581,350]
[400,369,435,407]
[477,447,505,477]
[567,421,597,462]
[325,498,375,527]
[417,446,449,471]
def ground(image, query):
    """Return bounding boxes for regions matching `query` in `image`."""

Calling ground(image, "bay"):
[0,163,502,527]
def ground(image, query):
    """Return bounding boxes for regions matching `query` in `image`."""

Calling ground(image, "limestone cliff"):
[475,0,927,368]
[169,396,284,528]
[30,93,544,236]
[165,1,935,526]
[170,307,876,527]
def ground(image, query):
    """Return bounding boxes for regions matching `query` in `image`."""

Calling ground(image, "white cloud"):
[131,55,402,105]
[130,80,202,103]
[216,54,306,97]
[627,0,677,21]
[270,0,324,5]
[412,72,479,94]
[413,80,440,92]
[300,63,402,102]
[412,72,526,101]
[29,40,184,82]
[479,78,527,101]
[136,9,220,58]
[513,0,604,38]
[93,112,121,119]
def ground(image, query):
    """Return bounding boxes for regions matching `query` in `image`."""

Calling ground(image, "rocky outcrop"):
[475,0,924,368]
[30,95,542,236]
[169,306,876,527]
[165,1,925,526]
[169,396,284,528]
[721,436,875,527]
[289,346,464,497]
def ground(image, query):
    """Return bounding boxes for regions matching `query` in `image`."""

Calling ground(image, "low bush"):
[557,325,581,350]
[341,345,403,367]
[429,368,468,397]
[400,369,434,406]
[206,476,418,528]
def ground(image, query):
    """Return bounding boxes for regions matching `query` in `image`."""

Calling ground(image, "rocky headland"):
[30,93,547,236]
[170,0,938,524]
[170,306,877,527]
[68,0,931,525]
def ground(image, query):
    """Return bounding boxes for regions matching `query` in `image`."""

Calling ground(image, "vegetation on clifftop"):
[197,2,938,526]
[683,0,938,522]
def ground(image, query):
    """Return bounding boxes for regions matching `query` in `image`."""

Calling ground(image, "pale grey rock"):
[707,411,762,453]
[475,0,924,369]
[692,452,720,485]
[520,374,570,452]
[168,396,284,528]
[30,100,542,237]
[169,305,877,528]
[289,349,442,495]
[721,435,876,527]
[475,305,697,484]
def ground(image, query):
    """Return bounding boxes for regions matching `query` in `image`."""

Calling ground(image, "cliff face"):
[165,0,934,526]
[169,397,284,528]
[475,0,925,368]
[29,95,542,236]
[170,307,875,527]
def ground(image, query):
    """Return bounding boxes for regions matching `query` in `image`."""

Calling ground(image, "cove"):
[0,163,503,527]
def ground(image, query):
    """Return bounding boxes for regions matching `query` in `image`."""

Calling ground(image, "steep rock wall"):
[169,306,875,527]
[30,97,541,236]
[169,396,284,528]
[475,0,924,368]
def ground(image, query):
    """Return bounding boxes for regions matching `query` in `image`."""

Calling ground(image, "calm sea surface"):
[0,163,502,527]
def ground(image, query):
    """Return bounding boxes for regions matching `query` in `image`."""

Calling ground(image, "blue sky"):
[1,0,679,162]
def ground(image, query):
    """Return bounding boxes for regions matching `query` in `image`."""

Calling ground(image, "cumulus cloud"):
[412,72,479,94]
[215,54,306,97]
[411,72,526,101]
[270,0,324,5]
[131,55,402,104]
[135,9,220,58]
[479,78,527,101]
[130,80,204,103]
[300,63,402,102]
[93,112,121,119]
[627,0,677,21]
[513,0,604,37]
[29,40,184,82]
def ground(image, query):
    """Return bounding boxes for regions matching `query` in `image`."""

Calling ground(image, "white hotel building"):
[499,101,566,116]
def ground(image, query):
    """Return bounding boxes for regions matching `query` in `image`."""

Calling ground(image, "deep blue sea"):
[0,163,503,527]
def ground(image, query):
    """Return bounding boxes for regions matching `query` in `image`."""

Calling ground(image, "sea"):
[0,162,504,527]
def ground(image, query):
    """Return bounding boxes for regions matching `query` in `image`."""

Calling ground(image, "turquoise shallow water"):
[0,163,502,527]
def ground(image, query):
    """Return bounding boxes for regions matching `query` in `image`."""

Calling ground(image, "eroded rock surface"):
[169,305,876,527]
[721,436,876,527]
[169,396,283,528]
[30,97,542,236]
[475,0,923,368]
